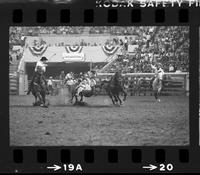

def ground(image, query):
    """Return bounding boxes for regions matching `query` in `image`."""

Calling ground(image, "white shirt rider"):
[151,64,164,80]
[35,60,47,73]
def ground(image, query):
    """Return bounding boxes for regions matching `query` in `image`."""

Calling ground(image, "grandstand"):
[9,26,189,95]
[99,26,189,74]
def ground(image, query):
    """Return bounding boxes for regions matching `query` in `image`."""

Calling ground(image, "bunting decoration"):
[65,46,83,53]
[102,45,119,56]
[29,44,48,56]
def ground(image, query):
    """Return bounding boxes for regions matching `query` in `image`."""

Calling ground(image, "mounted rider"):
[151,62,165,101]
[27,56,48,95]
[151,62,164,84]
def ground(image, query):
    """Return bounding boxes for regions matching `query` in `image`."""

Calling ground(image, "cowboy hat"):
[40,56,48,61]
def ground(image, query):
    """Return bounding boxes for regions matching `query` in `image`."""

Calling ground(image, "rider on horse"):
[34,56,48,82]
[151,62,164,102]
[27,56,48,93]
[27,56,49,107]
[107,70,127,104]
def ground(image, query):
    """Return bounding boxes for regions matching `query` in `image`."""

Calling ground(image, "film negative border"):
[11,8,191,24]
[0,1,200,174]
[8,6,199,25]
[2,147,199,173]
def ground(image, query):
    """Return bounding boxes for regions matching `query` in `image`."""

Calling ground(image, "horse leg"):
[70,92,74,103]
[156,81,162,101]
[124,91,127,101]
[112,93,119,104]
[122,88,127,101]
[40,91,48,107]
[153,87,158,100]
[35,92,44,105]
[32,94,38,106]
[35,95,38,104]
[80,92,83,102]
[108,91,115,105]
[152,79,158,100]
[154,90,158,100]
[116,93,123,105]
[75,94,78,103]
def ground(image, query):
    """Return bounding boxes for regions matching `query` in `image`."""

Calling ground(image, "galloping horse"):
[101,72,127,105]
[27,73,49,107]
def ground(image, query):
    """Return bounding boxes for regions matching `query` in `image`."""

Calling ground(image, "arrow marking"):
[142,164,157,171]
[47,164,62,171]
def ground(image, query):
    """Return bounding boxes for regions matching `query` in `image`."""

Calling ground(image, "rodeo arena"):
[9,26,189,146]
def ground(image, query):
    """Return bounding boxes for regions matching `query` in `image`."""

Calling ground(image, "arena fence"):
[22,72,189,97]
[97,72,189,96]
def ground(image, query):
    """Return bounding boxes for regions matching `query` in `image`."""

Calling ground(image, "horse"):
[101,72,127,105]
[27,73,49,107]
[152,76,163,102]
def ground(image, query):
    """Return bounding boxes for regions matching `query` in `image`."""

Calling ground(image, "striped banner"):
[9,76,18,95]
[65,46,83,53]
[29,44,48,56]
[102,45,119,56]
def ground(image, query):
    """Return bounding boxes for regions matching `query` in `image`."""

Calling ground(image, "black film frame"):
[0,0,199,173]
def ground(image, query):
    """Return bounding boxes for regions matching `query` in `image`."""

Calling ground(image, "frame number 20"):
[159,164,174,171]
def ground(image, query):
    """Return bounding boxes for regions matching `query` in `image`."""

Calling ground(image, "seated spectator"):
[169,64,175,72]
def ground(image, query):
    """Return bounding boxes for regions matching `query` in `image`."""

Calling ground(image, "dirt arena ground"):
[9,95,189,146]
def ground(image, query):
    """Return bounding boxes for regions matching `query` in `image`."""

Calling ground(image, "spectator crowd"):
[9,26,189,73]
[105,26,189,73]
